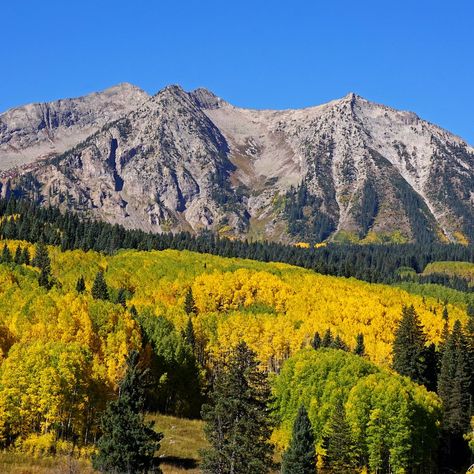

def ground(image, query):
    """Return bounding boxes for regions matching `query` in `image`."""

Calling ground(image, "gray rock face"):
[0,83,149,170]
[2,84,473,243]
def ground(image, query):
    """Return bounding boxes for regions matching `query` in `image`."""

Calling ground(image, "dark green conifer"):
[281,405,316,474]
[92,271,109,300]
[184,287,197,315]
[201,341,274,474]
[354,333,365,356]
[323,398,358,473]
[76,275,86,293]
[392,305,427,385]
[117,287,127,307]
[1,244,12,264]
[322,328,333,348]
[437,320,472,468]
[22,247,30,265]
[184,317,196,351]
[13,245,22,264]
[332,335,348,351]
[311,332,322,350]
[92,351,163,473]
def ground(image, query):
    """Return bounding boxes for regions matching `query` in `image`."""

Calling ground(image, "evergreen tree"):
[183,317,196,352]
[281,405,316,474]
[201,341,274,474]
[92,351,163,473]
[322,329,333,348]
[32,241,50,271]
[76,276,86,293]
[323,398,358,473]
[332,335,348,351]
[22,247,30,265]
[117,287,127,307]
[392,305,428,385]
[13,245,22,264]
[311,332,322,350]
[438,320,472,468]
[184,287,197,315]
[92,271,109,300]
[1,244,12,264]
[32,241,51,288]
[354,333,365,356]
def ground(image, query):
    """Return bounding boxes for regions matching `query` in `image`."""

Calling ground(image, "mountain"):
[0,83,149,170]
[0,84,472,244]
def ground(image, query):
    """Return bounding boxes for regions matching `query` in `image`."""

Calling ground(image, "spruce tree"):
[13,245,22,264]
[392,305,427,385]
[281,405,316,474]
[323,398,358,473]
[92,271,109,300]
[22,247,30,265]
[92,351,163,473]
[201,341,274,474]
[354,333,365,356]
[117,288,127,307]
[322,328,333,348]
[32,241,51,288]
[437,320,472,468]
[1,244,12,264]
[183,317,196,352]
[311,332,322,350]
[332,335,348,351]
[76,276,86,293]
[184,287,197,315]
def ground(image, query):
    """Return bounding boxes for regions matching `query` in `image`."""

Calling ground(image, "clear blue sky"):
[2,0,473,143]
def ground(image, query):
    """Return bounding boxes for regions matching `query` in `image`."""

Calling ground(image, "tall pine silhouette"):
[392,305,427,385]
[201,341,273,474]
[281,405,316,474]
[93,351,163,473]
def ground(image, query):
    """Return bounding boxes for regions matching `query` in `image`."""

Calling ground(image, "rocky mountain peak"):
[189,88,226,110]
[1,84,472,244]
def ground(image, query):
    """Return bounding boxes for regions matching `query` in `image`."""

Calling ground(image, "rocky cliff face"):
[1,84,473,243]
[0,83,149,170]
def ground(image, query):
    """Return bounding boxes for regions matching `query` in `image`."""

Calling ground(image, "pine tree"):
[332,335,348,351]
[76,276,86,293]
[184,287,197,315]
[13,245,22,264]
[392,305,428,385]
[437,320,472,469]
[32,241,50,271]
[323,398,358,473]
[92,351,163,473]
[322,329,333,348]
[117,287,127,307]
[354,333,365,356]
[32,241,51,288]
[281,405,316,474]
[311,332,322,350]
[22,247,30,265]
[183,317,196,352]
[92,271,109,300]
[201,341,274,474]
[1,244,12,264]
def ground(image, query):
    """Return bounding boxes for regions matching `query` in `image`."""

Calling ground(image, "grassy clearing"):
[0,414,206,474]
[151,413,207,473]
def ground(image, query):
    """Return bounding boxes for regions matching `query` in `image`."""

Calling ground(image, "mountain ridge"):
[0,83,472,244]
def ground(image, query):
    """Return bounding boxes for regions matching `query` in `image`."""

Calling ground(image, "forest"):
[0,198,472,472]
[0,232,471,472]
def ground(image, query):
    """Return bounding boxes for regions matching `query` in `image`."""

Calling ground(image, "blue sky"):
[2,0,473,143]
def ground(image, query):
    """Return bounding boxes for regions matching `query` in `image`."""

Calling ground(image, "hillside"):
[1,85,472,244]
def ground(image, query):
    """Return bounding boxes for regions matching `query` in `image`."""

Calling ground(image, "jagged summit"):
[0,83,472,244]
[189,88,226,110]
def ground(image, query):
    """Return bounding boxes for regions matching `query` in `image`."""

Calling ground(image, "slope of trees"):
[272,349,442,473]
[0,197,472,289]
